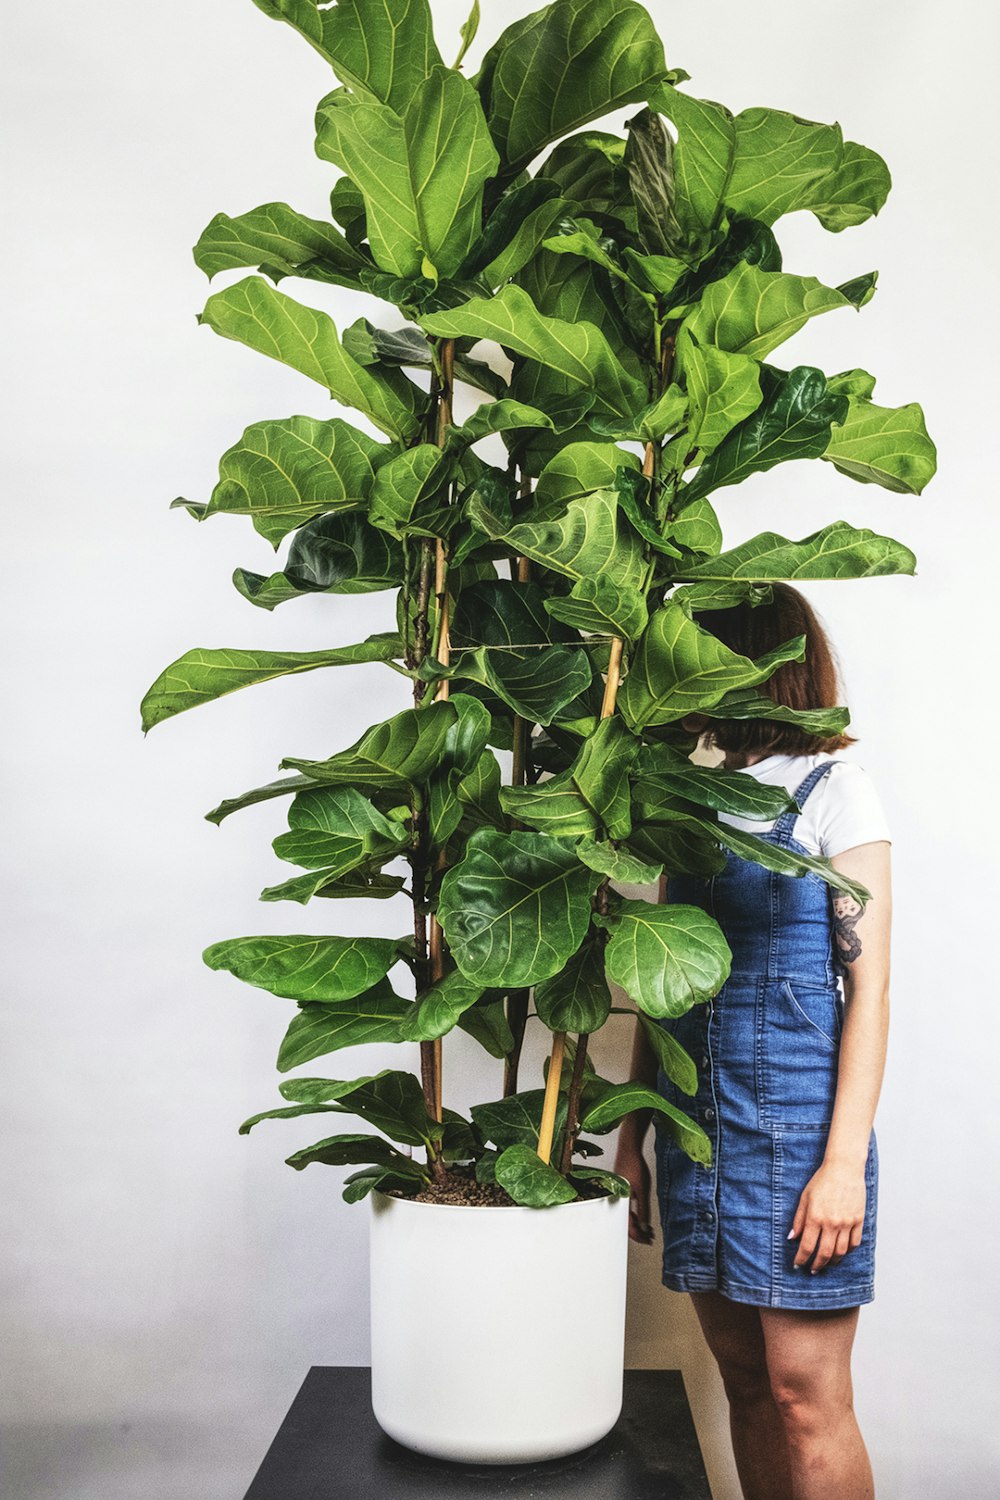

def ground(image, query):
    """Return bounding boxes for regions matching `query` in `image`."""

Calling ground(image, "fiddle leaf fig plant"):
[144,0,935,1209]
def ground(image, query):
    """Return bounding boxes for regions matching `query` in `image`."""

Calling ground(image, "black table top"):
[244,1367,712,1500]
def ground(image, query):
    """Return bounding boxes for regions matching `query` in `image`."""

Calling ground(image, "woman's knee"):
[768,1365,854,1437]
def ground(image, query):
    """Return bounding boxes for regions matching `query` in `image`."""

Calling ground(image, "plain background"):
[3,2,998,1496]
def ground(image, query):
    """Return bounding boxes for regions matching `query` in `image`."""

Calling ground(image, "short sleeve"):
[812,762,892,858]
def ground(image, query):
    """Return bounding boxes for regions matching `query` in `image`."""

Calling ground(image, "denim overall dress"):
[653,760,878,1309]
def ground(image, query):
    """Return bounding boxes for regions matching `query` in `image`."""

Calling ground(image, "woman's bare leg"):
[690,1291,794,1500]
[759,1305,874,1499]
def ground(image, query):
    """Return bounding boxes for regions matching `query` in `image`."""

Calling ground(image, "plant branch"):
[559,1031,591,1175]
[536,1028,565,1165]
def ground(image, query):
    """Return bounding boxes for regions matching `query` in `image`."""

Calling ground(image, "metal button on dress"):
[700,1054,710,1069]
[704,1107,715,1121]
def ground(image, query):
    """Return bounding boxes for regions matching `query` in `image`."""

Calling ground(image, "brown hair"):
[696,582,856,756]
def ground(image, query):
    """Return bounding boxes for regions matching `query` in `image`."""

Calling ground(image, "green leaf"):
[454,0,480,69]
[671,581,773,612]
[399,969,487,1042]
[479,196,574,286]
[234,513,402,608]
[472,1089,565,1148]
[534,932,612,1032]
[438,829,598,987]
[341,1168,422,1202]
[696,817,872,904]
[458,997,515,1058]
[421,285,646,421]
[620,601,805,728]
[682,262,856,362]
[683,366,849,504]
[544,576,648,644]
[676,332,762,455]
[204,933,400,1003]
[568,1166,631,1197]
[635,745,796,820]
[666,498,723,557]
[535,441,641,506]
[580,1082,711,1165]
[495,1144,577,1206]
[449,399,556,448]
[823,398,937,494]
[342,317,505,398]
[575,839,663,886]
[251,0,443,109]
[798,139,892,232]
[259,866,405,905]
[206,774,318,826]
[282,700,458,790]
[198,277,423,441]
[141,634,402,730]
[674,521,917,582]
[470,485,644,591]
[272,785,409,871]
[193,201,369,285]
[239,1102,347,1134]
[426,693,492,845]
[473,0,667,175]
[649,85,736,239]
[315,66,499,281]
[368,445,452,537]
[500,716,639,838]
[596,901,731,1020]
[277,982,410,1071]
[723,108,843,225]
[279,1069,433,1145]
[827,368,878,401]
[454,644,593,726]
[180,415,384,547]
[703,689,851,739]
[623,108,687,258]
[638,1012,698,1097]
[284,1131,422,1173]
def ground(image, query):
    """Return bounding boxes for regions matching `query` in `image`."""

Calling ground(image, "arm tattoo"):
[832,893,864,966]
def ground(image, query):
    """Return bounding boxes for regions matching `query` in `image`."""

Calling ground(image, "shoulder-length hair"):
[695,582,857,756]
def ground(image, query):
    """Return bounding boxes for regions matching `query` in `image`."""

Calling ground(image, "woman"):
[614,583,891,1500]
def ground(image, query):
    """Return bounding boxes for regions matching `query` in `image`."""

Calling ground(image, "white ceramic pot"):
[368,1189,630,1465]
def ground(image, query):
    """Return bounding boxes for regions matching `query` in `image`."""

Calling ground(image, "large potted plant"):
[143,0,935,1466]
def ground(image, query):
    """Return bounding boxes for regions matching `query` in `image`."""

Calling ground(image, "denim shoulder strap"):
[772,760,837,844]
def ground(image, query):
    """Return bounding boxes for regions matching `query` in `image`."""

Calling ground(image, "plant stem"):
[505,535,533,1095]
[536,1029,565,1165]
[559,1032,591,1175]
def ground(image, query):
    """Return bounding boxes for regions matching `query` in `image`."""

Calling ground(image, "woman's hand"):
[614,1137,654,1244]
[788,1160,867,1272]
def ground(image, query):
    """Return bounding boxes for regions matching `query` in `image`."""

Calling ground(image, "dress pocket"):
[758,979,842,1130]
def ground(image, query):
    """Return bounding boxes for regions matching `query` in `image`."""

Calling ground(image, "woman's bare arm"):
[789,839,892,1272]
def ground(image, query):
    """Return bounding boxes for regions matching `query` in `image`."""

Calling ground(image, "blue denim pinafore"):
[654,760,878,1309]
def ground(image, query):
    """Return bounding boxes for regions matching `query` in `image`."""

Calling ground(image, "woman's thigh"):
[689,1291,770,1400]
[759,1305,860,1414]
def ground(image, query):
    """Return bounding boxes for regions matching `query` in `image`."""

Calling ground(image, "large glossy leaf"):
[448,399,556,448]
[426,694,492,845]
[283,700,458,789]
[473,0,667,175]
[277,982,410,1070]
[471,1089,566,1149]
[421,286,646,420]
[623,108,687,258]
[470,486,644,591]
[723,109,842,225]
[198,277,423,441]
[823,397,937,494]
[315,66,499,280]
[204,933,401,1003]
[141,634,402,731]
[581,1082,711,1164]
[453,644,593,725]
[193,201,369,285]
[544,575,648,644]
[259,865,406,905]
[500,716,639,838]
[650,84,735,239]
[176,415,383,547]
[674,521,916,582]
[638,1012,698,1097]
[696,817,872,904]
[458,998,515,1059]
[702,689,851,739]
[676,333,762,455]
[595,900,731,1019]
[438,829,598,987]
[495,1145,577,1206]
[234,513,402,608]
[342,317,506,398]
[284,1132,423,1173]
[683,366,849,503]
[251,0,442,108]
[534,932,612,1032]
[206,774,318,826]
[368,445,452,537]
[278,1069,433,1145]
[399,969,486,1043]
[798,139,892,232]
[575,839,663,886]
[682,262,856,361]
[635,745,796,820]
[534,441,640,506]
[271,785,408,871]
[620,602,805,728]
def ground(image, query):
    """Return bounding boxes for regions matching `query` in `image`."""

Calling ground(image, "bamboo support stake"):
[536,1029,566,1165]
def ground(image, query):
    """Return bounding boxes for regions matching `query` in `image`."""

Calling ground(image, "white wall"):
[3,2,998,1496]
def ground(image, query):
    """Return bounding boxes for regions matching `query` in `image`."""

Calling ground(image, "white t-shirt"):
[718,752,892,858]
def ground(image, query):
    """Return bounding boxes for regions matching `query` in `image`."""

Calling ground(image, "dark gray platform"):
[244,1367,712,1499]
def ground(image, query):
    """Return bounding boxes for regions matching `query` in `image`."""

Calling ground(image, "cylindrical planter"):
[369,1189,630,1465]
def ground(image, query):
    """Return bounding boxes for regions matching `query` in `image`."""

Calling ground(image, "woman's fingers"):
[797,1220,862,1271]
